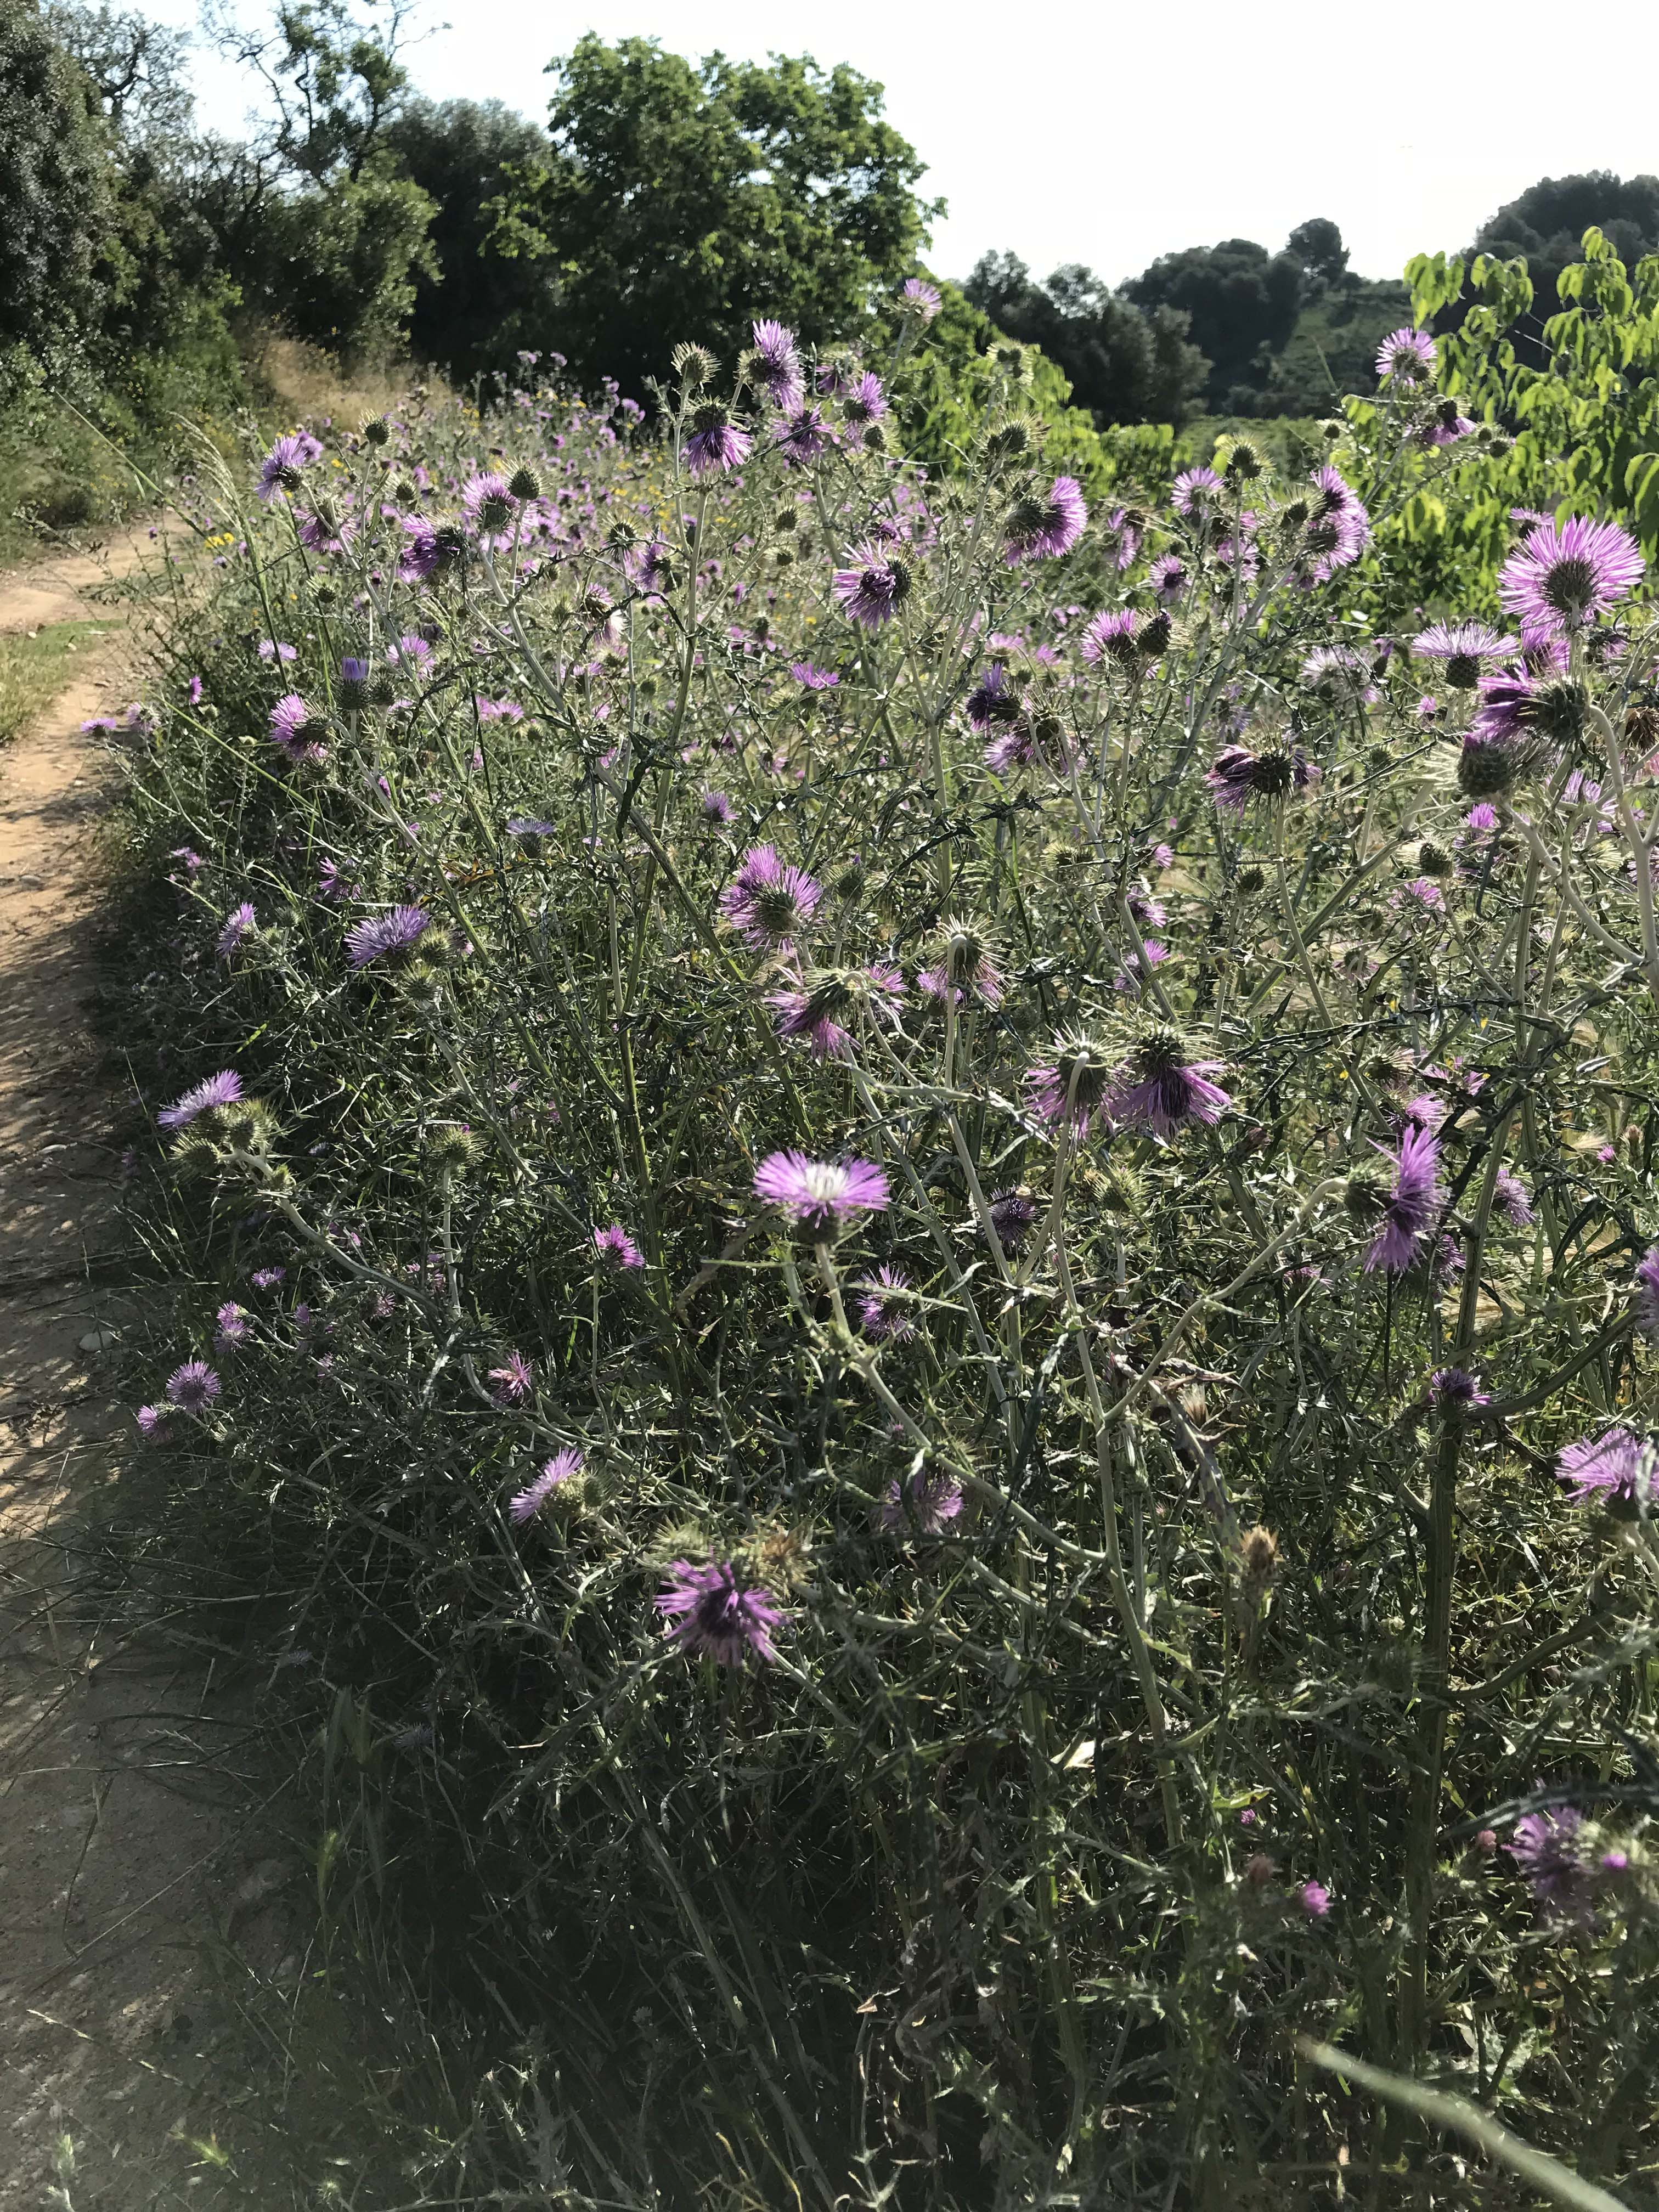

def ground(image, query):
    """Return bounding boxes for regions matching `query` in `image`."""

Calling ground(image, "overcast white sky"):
[143,0,1659,287]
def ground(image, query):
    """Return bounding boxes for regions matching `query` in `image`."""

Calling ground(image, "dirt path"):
[0,537,301,2208]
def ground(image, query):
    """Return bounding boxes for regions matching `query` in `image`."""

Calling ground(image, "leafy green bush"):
[1353,227,1659,616]
[103,290,1659,2207]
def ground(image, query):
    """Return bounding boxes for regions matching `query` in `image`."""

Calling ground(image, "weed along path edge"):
[0,536,303,2209]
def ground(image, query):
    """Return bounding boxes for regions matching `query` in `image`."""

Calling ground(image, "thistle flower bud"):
[833,860,867,904]
[775,546,795,569]
[362,415,391,447]
[671,342,718,391]
[509,466,541,501]
[1139,610,1173,658]
[1223,439,1264,483]
[369,671,397,708]
[393,478,417,506]
[1235,861,1267,894]
[862,424,888,453]
[1239,1523,1278,1583]
[984,422,1031,466]
[426,1124,479,1177]
[774,506,799,533]
[1343,1170,1386,1222]
[1414,837,1454,879]
[1244,1853,1277,1887]
[1457,736,1516,799]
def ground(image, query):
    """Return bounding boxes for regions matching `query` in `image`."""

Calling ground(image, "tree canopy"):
[962,252,1209,428]
[485,35,939,396]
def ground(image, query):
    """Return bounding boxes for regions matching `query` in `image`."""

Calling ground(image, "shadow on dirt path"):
[0,536,311,2208]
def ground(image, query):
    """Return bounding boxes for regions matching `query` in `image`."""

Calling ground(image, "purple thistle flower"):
[841,371,888,427]
[508,1447,583,1523]
[157,1070,244,1128]
[1430,1366,1489,1412]
[753,1150,889,1231]
[900,276,943,321]
[1635,1246,1659,1338]
[832,542,913,630]
[881,1468,964,1537]
[506,817,558,844]
[1413,620,1519,687]
[398,516,445,583]
[988,1186,1040,1252]
[777,405,832,465]
[345,905,430,969]
[718,845,823,949]
[984,720,1039,774]
[699,788,736,828]
[1004,476,1087,563]
[1493,1167,1535,1226]
[751,319,804,408]
[165,1359,221,1413]
[1206,740,1316,815]
[489,1351,534,1404]
[216,902,257,962]
[1301,644,1375,704]
[593,1223,645,1272]
[966,662,1022,733]
[1499,516,1644,634]
[768,971,857,1061]
[1081,609,1144,667]
[1299,1880,1331,1919]
[318,857,355,901]
[188,674,204,704]
[387,634,433,671]
[685,407,753,478]
[1025,1034,1119,1135]
[789,661,840,690]
[250,1267,285,1290]
[1557,1427,1654,1505]
[461,471,521,550]
[257,430,322,501]
[917,918,1003,1011]
[258,637,297,663]
[1172,465,1223,516]
[1363,1125,1443,1273]
[624,539,675,596]
[1099,505,1143,572]
[1148,552,1189,604]
[855,1265,914,1341]
[269,693,326,766]
[215,1301,249,1351]
[136,1404,170,1441]
[654,1557,786,1666]
[1376,326,1436,382]
[1509,1805,1586,1908]
[1105,1028,1232,1138]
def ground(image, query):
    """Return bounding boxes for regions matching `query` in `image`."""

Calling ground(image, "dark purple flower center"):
[1543,556,1598,616]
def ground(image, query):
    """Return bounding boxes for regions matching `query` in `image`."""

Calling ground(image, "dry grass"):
[244,331,449,433]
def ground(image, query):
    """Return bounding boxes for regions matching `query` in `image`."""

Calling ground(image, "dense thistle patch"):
[111,314,1659,2208]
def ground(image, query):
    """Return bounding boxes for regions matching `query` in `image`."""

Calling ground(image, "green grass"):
[0,618,116,746]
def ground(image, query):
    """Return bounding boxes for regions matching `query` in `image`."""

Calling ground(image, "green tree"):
[888,279,1173,504]
[486,36,940,396]
[0,0,119,381]
[193,0,436,362]
[382,98,558,381]
[963,252,1208,428]
[1121,236,1303,410]
[1469,171,1659,363]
